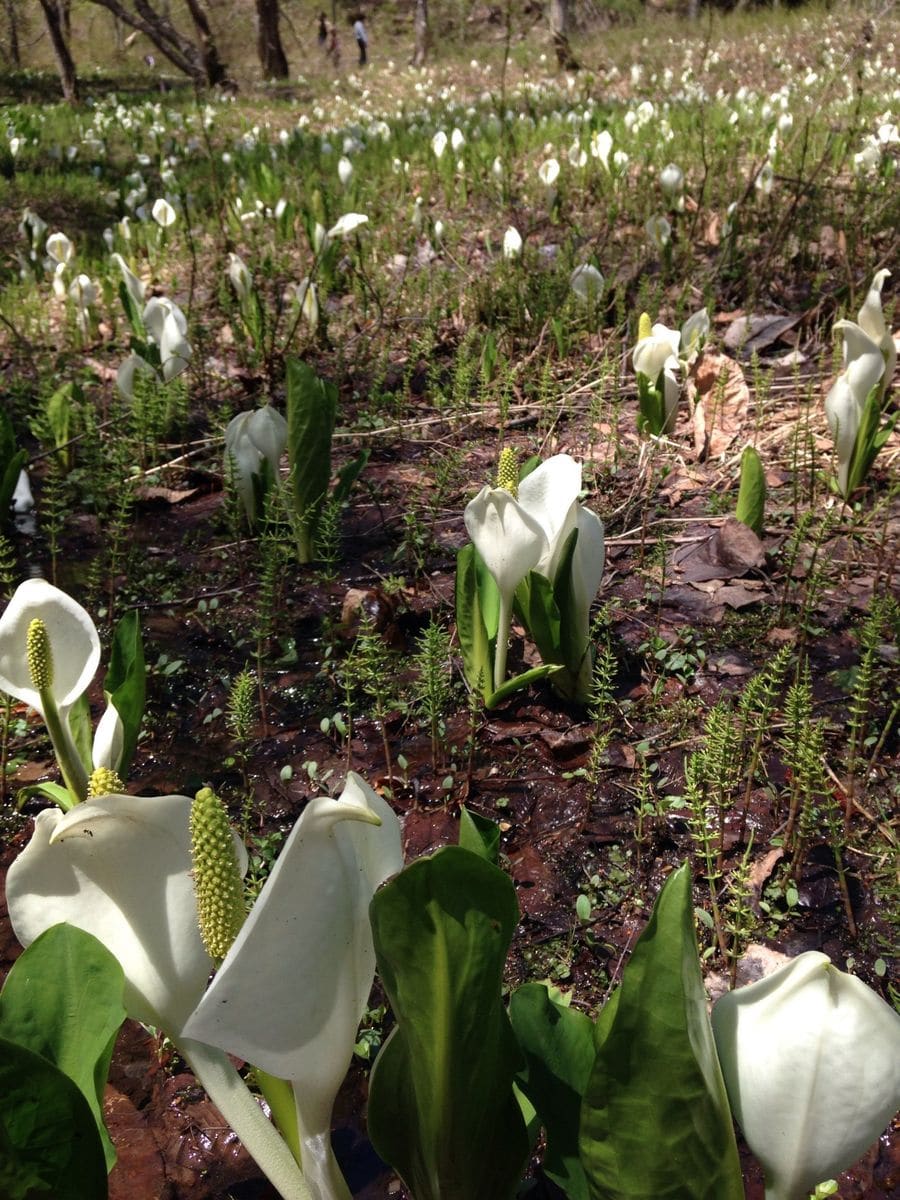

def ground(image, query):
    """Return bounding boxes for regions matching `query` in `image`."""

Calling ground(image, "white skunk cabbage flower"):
[6,792,220,1032]
[143,296,192,382]
[117,351,159,401]
[824,320,885,497]
[45,231,74,267]
[538,157,560,188]
[502,226,523,260]
[151,197,177,227]
[110,252,146,309]
[227,252,253,301]
[645,214,671,251]
[291,277,319,331]
[432,130,448,159]
[182,773,403,1200]
[451,127,465,152]
[680,307,710,363]
[337,156,353,187]
[856,269,895,395]
[712,952,900,1200]
[68,273,96,309]
[0,578,99,725]
[224,405,288,524]
[20,207,48,250]
[91,701,124,773]
[591,129,612,170]
[633,321,682,433]
[326,212,368,239]
[570,264,604,303]
[464,454,604,690]
[659,161,684,209]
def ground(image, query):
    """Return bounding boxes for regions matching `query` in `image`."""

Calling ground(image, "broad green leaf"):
[579,863,743,1200]
[510,983,596,1200]
[735,446,766,535]
[458,806,500,864]
[0,924,126,1172]
[104,611,146,776]
[0,1036,109,1198]
[332,448,370,508]
[15,781,77,812]
[486,663,561,708]
[285,357,337,561]
[455,543,493,703]
[472,543,501,643]
[636,376,666,436]
[846,383,897,496]
[550,528,585,677]
[67,693,94,774]
[368,846,530,1200]
[516,570,563,666]
[118,279,143,335]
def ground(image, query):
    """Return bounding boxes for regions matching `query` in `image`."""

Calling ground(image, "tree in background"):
[256,0,289,77]
[413,0,429,66]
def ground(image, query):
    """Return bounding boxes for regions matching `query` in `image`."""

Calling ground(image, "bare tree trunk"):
[38,0,79,101]
[256,0,289,78]
[86,0,227,86]
[4,0,22,67]
[549,0,578,70]
[182,0,228,84]
[412,0,428,66]
[58,0,70,39]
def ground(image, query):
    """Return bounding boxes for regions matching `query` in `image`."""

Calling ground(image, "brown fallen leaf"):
[134,486,200,505]
[723,313,802,355]
[673,518,766,582]
[687,351,750,459]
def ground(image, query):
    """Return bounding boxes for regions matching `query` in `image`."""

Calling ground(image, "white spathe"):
[502,226,522,260]
[856,269,896,395]
[224,405,288,524]
[633,323,683,433]
[712,952,900,1200]
[327,212,368,239]
[110,252,146,309]
[143,296,192,381]
[0,578,100,722]
[227,253,253,301]
[92,700,124,773]
[151,197,177,227]
[824,320,885,496]
[182,773,403,1200]
[570,264,604,303]
[6,793,218,1032]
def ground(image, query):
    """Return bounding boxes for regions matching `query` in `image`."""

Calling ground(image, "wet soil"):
[1,354,898,1199]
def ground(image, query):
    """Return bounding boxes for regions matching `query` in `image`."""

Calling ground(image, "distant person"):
[317,11,328,48]
[327,22,341,67]
[351,13,368,66]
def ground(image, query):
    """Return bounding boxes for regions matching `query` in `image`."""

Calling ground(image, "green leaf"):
[0,924,126,1173]
[104,609,145,775]
[636,375,666,436]
[67,693,94,774]
[368,846,530,1200]
[455,543,494,703]
[0,1036,108,1199]
[579,863,743,1200]
[285,358,337,562]
[458,806,500,864]
[846,384,898,496]
[332,448,370,508]
[118,279,144,335]
[15,781,78,812]
[735,446,766,535]
[516,570,562,666]
[510,983,596,1200]
[551,528,586,677]
[486,663,561,709]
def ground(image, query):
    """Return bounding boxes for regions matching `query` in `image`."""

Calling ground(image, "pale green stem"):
[294,1090,354,1200]
[493,591,512,693]
[177,1038,315,1200]
[256,1069,302,1167]
[39,689,88,805]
